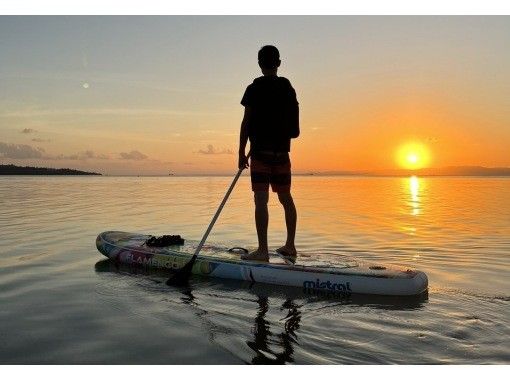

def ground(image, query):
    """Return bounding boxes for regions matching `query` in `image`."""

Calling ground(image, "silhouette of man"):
[238,45,300,261]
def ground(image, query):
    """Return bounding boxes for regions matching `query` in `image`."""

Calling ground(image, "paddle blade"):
[166,258,195,286]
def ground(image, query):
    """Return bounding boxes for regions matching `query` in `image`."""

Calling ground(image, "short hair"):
[258,45,280,69]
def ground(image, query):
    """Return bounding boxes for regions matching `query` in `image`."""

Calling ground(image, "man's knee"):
[277,191,293,205]
[254,191,269,206]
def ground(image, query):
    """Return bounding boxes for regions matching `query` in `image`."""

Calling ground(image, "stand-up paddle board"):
[96,231,428,296]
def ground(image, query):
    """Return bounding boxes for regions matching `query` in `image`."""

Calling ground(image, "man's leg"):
[254,190,269,254]
[277,191,297,256]
[242,155,271,261]
[241,190,270,261]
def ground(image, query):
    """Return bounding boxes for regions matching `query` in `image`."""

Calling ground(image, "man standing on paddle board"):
[238,45,300,262]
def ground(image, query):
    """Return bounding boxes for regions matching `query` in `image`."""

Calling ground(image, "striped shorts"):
[250,152,291,193]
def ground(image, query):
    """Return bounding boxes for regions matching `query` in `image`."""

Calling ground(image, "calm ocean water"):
[0,175,509,364]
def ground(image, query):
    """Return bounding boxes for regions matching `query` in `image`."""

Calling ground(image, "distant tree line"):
[0,164,101,175]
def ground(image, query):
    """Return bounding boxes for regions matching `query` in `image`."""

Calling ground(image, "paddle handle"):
[191,152,250,258]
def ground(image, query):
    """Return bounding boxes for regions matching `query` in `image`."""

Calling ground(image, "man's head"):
[258,45,281,74]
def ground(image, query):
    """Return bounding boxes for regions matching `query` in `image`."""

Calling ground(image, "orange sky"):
[1,16,509,175]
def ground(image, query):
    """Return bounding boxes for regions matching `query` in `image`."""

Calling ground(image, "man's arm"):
[238,106,251,169]
[289,103,300,138]
[288,86,300,138]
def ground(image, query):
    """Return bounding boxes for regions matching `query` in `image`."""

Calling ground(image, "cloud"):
[83,150,95,159]
[197,144,233,155]
[119,150,148,160]
[32,138,51,143]
[21,128,37,134]
[0,141,149,163]
[53,150,110,161]
[53,153,79,160]
[78,150,109,160]
[0,142,44,159]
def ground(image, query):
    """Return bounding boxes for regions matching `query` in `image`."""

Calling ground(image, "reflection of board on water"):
[96,231,429,296]
[95,259,428,364]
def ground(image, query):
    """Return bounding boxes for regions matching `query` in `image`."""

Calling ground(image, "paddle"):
[166,152,251,286]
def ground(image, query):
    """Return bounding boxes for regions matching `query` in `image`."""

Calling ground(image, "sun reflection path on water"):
[405,176,422,261]
[398,175,422,240]
[409,175,420,216]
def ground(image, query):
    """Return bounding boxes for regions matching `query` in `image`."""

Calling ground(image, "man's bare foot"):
[276,245,297,257]
[241,249,269,262]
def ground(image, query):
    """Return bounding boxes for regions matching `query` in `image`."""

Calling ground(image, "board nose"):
[416,271,429,292]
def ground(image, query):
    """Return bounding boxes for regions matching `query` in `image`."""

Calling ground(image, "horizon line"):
[2,163,510,177]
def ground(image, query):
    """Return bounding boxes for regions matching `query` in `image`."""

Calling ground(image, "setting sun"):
[396,143,431,170]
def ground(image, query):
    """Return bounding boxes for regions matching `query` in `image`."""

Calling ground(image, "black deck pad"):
[145,235,185,247]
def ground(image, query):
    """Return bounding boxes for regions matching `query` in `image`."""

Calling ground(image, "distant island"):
[0,164,102,176]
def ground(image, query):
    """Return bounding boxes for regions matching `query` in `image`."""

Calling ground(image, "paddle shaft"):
[188,152,250,265]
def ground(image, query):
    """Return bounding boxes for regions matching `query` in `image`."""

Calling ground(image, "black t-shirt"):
[241,76,299,153]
